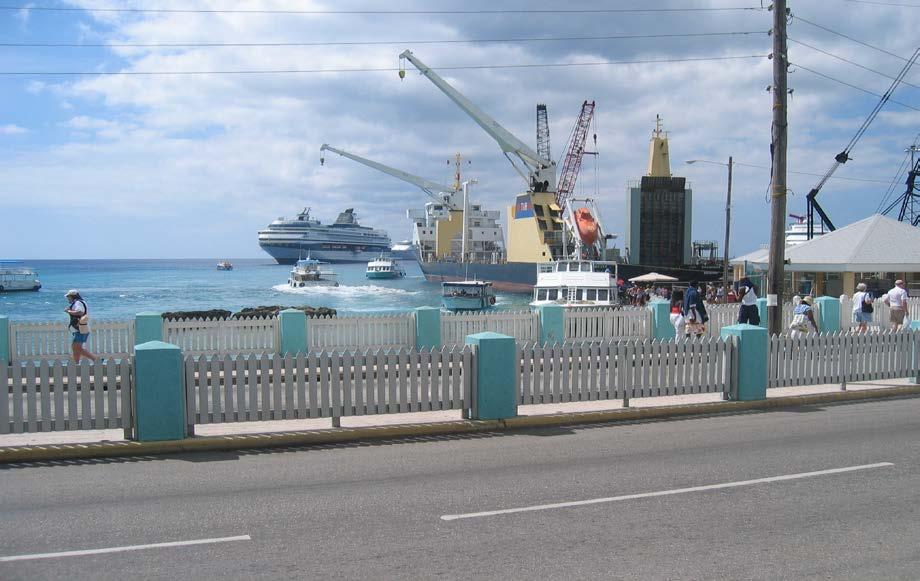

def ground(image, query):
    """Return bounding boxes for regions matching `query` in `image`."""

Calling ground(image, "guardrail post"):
[647,299,675,341]
[466,332,517,420]
[135,312,164,344]
[537,304,564,345]
[815,296,841,334]
[0,315,9,365]
[133,340,187,441]
[720,324,767,401]
[756,298,768,329]
[279,308,308,355]
[415,306,441,350]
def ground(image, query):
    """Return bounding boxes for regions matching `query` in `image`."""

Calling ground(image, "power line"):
[789,37,920,90]
[793,15,913,63]
[792,62,920,111]
[0,53,768,77]
[692,159,896,183]
[840,0,920,7]
[0,5,764,14]
[0,30,768,49]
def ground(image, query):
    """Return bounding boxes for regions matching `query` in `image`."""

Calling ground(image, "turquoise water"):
[0,259,532,322]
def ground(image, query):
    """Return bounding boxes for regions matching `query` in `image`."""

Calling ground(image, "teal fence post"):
[0,315,9,365]
[135,312,164,344]
[815,296,840,333]
[415,306,441,350]
[133,340,186,441]
[466,332,517,420]
[647,299,675,341]
[756,298,768,329]
[911,323,920,384]
[720,324,767,401]
[278,309,308,355]
[537,304,565,345]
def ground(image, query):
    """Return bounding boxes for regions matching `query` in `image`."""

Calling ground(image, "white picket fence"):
[183,346,472,426]
[564,308,650,342]
[164,317,278,357]
[309,314,415,351]
[9,320,135,362]
[768,330,918,389]
[1,358,133,434]
[441,310,540,346]
[519,337,735,404]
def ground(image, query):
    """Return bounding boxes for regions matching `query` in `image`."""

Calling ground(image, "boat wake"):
[272,284,420,297]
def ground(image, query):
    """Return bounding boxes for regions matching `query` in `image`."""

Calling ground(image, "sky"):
[1,0,919,260]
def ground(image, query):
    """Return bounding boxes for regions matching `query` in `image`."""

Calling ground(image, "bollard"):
[756,298,768,329]
[537,304,565,345]
[278,309,308,355]
[133,341,186,441]
[0,315,9,365]
[135,312,164,344]
[647,299,675,341]
[720,324,767,401]
[815,296,841,334]
[415,306,441,350]
[466,332,517,420]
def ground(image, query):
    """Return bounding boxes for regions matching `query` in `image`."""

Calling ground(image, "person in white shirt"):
[884,279,910,330]
[64,289,97,363]
[851,282,873,334]
[736,278,760,325]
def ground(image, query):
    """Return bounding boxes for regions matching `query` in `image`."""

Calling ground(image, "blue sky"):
[1,0,919,260]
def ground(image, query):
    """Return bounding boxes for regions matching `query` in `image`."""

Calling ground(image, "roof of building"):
[731,214,920,272]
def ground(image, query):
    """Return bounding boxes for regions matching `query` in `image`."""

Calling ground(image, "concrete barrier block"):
[466,332,517,420]
[537,304,565,345]
[134,341,186,441]
[720,324,767,401]
[279,309,308,355]
[416,307,441,350]
[135,312,164,344]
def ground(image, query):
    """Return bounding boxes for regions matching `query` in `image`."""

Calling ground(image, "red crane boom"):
[556,100,596,212]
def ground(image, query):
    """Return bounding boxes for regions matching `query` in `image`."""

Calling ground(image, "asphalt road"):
[2,396,920,580]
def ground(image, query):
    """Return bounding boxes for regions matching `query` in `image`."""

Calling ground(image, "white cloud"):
[0,124,28,135]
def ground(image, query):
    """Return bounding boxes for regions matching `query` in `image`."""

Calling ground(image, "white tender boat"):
[0,262,41,292]
[530,260,619,308]
[366,255,406,279]
[216,260,234,271]
[288,258,339,287]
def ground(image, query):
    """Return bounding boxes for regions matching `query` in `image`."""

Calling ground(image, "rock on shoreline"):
[161,305,336,321]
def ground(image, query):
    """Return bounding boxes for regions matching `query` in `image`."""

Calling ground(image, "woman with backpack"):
[852,282,874,334]
[64,289,97,363]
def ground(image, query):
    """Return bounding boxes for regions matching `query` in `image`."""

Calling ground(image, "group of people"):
[849,279,911,333]
[669,281,709,339]
[621,284,671,307]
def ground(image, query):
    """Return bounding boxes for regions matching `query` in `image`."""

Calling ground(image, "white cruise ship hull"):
[260,244,388,265]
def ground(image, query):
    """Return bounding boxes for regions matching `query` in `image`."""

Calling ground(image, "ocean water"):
[1,259,532,322]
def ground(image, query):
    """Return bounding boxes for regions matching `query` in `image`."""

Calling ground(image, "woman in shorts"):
[64,289,97,363]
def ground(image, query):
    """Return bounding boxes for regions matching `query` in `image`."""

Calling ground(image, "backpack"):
[861,292,874,314]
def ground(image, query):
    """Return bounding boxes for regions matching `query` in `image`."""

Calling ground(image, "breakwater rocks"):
[162,305,337,321]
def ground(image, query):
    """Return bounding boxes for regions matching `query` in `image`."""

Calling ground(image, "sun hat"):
[802,295,813,305]
[64,289,80,298]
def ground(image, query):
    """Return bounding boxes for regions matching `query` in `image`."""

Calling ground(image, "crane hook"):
[320,156,325,166]
[398,56,406,80]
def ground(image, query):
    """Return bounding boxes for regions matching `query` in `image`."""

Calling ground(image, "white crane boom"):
[398,50,556,192]
[320,143,458,207]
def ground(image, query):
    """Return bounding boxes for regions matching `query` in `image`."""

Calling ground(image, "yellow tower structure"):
[647,114,671,178]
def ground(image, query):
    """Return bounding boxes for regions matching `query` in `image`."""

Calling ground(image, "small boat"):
[441,281,496,311]
[0,261,41,292]
[366,255,406,279]
[216,260,234,271]
[288,257,339,287]
[530,260,620,308]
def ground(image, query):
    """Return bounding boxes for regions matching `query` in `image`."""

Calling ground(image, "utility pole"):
[767,0,789,335]
[722,156,733,302]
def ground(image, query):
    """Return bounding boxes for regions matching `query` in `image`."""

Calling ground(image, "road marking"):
[0,535,251,562]
[441,462,894,521]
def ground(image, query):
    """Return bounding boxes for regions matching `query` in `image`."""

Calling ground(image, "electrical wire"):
[792,62,920,112]
[0,30,768,49]
[0,53,768,77]
[789,37,920,90]
[0,5,765,14]
[793,15,914,63]
[840,0,920,7]
[691,159,896,183]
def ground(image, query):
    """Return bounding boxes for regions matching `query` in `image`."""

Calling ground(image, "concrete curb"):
[3,385,920,464]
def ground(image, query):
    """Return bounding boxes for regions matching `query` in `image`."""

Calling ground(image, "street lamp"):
[686,157,734,302]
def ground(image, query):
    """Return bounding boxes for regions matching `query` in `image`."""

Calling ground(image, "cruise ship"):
[258,208,392,264]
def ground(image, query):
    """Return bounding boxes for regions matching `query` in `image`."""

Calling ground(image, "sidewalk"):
[1,378,914,450]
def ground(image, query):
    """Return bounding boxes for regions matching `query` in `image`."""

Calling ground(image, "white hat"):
[64,289,80,298]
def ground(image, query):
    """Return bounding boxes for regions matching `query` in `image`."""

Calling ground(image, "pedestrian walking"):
[64,289,97,363]
[851,282,874,334]
[736,278,760,325]
[883,279,910,331]
[789,295,819,337]
[683,281,709,338]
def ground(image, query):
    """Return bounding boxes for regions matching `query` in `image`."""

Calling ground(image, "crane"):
[398,50,556,193]
[556,100,596,212]
[805,46,920,239]
[319,143,459,209]
[881,144,920,226]
[536,103,551,162]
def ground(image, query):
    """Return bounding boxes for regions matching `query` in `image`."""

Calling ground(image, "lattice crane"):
[536,103,551,162]
[556,100,596,212]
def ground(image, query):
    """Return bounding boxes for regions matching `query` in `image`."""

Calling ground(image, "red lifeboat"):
[573,207,599,246]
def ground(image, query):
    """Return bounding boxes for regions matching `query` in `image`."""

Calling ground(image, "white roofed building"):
[731,214,920,298]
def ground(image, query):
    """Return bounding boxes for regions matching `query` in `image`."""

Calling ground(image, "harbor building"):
[625,118,693,268]
[732,214,920,297]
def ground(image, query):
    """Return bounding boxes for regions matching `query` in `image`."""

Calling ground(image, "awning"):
[548,203,561,212]
[629,272,679,283]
